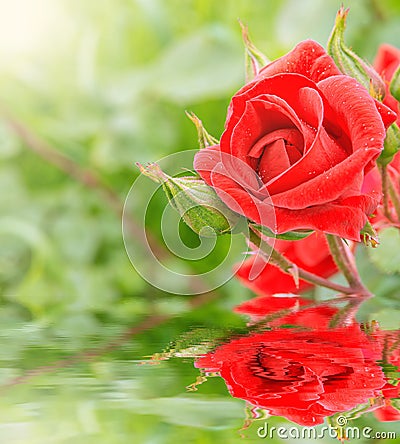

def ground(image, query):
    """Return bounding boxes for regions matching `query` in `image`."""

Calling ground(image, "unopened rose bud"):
[327,7,386,99]
[390,65,400,103]
[138,163,240,236]
[378,123,400,166]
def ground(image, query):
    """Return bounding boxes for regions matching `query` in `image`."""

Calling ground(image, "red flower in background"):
[372,329,400,421]
[195,321,385,426]
[362,162,400,229]
[235,232,337,296]
[361,45,400,228]
[194,40,396,241]
[374,44,400,126]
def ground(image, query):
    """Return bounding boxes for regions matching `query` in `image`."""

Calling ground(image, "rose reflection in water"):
[194,296,398,426]
[372,328,400,422]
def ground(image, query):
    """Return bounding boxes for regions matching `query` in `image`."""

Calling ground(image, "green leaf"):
[378,360,400,383]
[251,224,313,241]
[391,398,400,413]
[368,227,400,273]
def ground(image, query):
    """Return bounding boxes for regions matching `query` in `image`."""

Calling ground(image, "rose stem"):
[328,296,367,328]
[325,234,371,296]
[380,164,394,221]
[388,174,400,222]
[247,227,356,295]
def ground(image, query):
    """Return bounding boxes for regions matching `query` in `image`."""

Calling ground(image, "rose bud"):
[137,162,240,236]
[327,7,386,98]
[379,123,400,166]
[390,65,400,103]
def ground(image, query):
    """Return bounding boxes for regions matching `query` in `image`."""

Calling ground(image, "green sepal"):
[360,220,379,248]
[239,20,269,82]
[185,111,219,149]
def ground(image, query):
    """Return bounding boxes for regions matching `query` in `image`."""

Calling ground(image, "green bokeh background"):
[1,0,400,442]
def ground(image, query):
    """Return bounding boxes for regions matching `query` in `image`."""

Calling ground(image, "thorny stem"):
[388,174,400,222]
[248,227,356,295]
[325,234,372,297]
[328,296,367,328]
[380,164,394,222]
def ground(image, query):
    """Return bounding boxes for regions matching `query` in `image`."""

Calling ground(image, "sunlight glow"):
[0,0,66,62]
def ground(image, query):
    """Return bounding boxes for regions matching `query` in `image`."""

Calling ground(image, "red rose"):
[374,44,400,126]
[194,40,397,241]
[234,232,337,296]
[371,329,400,421]
[195,323,385,426]
[362,44,400,227]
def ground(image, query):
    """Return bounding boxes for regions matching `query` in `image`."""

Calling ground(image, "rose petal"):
[235,256,312,296]
[229,95,304,163]
[374,44,400,80]
[234,233,337,297]
[273,200,371,241]
[222,74,321,152]
[257,139,291,183]
[318,75,390,152]
[209,165,276,226]
[270,148,379,209]
[265,125,349,196]
[257,40,342,83]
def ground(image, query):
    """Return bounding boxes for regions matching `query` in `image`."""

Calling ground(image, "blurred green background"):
[1,0,400,442]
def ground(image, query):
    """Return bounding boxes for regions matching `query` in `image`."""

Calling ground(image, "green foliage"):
[369,227,400,274]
